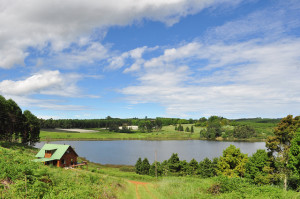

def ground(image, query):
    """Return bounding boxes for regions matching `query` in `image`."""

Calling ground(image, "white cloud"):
[46,42,109,69]
[0,70,81,97]
[0,0,239,69]
[0,70,98,111]
[121,38,300,118]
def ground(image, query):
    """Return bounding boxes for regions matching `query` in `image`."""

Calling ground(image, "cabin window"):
[62,159,65,164]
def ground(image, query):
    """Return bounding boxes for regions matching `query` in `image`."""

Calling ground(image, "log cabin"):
[34,144,79,168]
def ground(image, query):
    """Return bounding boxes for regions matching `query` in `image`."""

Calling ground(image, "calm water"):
[35,140,266,165]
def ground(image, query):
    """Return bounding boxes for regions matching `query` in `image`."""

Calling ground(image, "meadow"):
[1,142,299,199]
[40,121,273,141]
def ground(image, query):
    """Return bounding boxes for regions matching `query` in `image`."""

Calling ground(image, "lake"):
[35,140,266,165]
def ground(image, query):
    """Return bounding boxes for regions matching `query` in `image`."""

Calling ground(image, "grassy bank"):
[40,123,269,141]
[1,142,299,198]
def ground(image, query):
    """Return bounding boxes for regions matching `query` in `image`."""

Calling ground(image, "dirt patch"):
[1,179,13,189]
[43,128,98,133]
[128,180,157,199]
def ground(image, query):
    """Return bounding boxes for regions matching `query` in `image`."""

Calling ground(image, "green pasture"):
[40,125,206,141]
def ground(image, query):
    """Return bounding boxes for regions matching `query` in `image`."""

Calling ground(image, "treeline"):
[39,117,196,129]
[197,116,256,139]
[136,115,300,190]
[0,95,40,145]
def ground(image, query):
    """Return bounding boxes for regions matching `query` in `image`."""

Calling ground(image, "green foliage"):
[141,158,150,175]
[189,158,198,175]
[191,125,194,133]
[0,95,40,145]
[287,130,300,190]
[266,115,300,190]
[217,145,248,177]
[135,157,142,174]
[185,126,190,132]
[245,149,280,185]
[0,144,125,198]
[198,158,217,178]
[149,161,162,177]
[168,153,181,173]
[233,125,256,139]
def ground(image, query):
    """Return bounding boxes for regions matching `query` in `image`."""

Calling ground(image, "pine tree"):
[141,158,150,175]
[135,158,142,174]
[191,125,194,133]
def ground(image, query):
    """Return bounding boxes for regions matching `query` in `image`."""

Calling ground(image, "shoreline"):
[39,137,266,142]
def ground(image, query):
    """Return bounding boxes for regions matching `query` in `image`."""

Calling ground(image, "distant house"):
[34,144,78,168]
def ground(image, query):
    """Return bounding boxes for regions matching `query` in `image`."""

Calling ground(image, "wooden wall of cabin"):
[59,148,78,167]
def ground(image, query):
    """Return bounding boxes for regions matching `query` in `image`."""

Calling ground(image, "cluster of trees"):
[138,119,163,133]
[195,116,229,127]
[136,115,300,190]
[135,154,218,177]
[199,116,257,139]
[0,95,40,145]
[175,124,194,133]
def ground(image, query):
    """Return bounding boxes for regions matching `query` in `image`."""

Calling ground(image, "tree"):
[189,158,198,175]
[168,153,181,173]
[149,162,162,177]
[191,125,194,133]
[216,145,248,177]
[23,110,40,145]
[138,120,146,132]
[206,116,222,139]
[141,158,150,175]
[234,125,256,139]
[135,158,142,174]
[199,158,215,178]
[145,120,153,133]
[287,130,300,190]
[154,118,163,131]
[245,149,279,185]
[185,127,190,132]
[200,129,207,138]
[266,115,300,190]
[0,95,8,141]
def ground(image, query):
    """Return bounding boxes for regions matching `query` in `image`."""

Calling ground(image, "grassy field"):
[1,142,299,199]
[40,125,206,141]
[40,122,272,141]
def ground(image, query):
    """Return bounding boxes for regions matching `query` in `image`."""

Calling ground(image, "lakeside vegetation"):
[1,141,299,198]
[135,115,300,192]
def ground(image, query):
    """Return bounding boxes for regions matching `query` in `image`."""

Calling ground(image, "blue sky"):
[0,0,299,119]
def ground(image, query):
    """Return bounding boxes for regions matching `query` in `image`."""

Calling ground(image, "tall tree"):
[23,110,40,145]
[135,158,142,174]
[266,115,300,190]
[287,130,300,190]
[141,158,150,175]
[0,95,8,141]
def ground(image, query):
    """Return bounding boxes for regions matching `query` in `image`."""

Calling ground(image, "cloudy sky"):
[0,0,299,119]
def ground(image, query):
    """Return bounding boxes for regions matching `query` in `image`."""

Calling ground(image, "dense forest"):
[39,117,194,129]
[136,115,300,191]
[0,95,40,145]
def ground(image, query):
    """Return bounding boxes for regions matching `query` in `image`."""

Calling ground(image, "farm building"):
[34,144,79,168]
